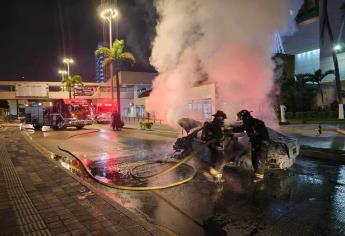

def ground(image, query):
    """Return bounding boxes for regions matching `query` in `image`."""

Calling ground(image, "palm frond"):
[314,69,321,77]
[295,74,311,85]
[118,52,136,65]
[62,75,83,88]
[61,76,72,89]
[95,47,112,58]
[321,69,335,80]
[72,75,83,84]
[112,39,125,57]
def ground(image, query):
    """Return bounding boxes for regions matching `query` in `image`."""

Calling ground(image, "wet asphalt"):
[27,125,345,236]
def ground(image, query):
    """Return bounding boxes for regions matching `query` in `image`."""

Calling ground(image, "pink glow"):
[147,0,301,128]
[205,45,277,126]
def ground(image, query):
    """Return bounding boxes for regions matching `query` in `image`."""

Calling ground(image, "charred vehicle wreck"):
[173,118,300,176]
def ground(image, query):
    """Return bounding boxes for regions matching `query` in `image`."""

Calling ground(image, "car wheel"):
[56,119,65,130]
[76,125,84,129]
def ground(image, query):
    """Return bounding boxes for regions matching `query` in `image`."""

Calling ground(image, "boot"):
[253,172,264,183]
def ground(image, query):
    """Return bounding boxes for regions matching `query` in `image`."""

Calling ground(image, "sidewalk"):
[0,127,162,236]
[279,124,345,163]
[279,124,345,150]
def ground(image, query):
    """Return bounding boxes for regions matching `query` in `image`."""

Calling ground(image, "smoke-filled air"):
[147,0,303,127]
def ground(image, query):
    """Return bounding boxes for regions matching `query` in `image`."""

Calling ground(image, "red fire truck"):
[93,99,116,123]
[25,99,93,130]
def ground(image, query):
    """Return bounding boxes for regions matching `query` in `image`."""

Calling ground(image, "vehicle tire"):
[76,125,84,130]
[54,118,65,130]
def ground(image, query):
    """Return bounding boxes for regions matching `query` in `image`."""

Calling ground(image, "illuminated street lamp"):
[58,69,67,80]
[58,70,68,91]
[333,44,342,52]
[62,58,74,77]
[100,8,118,100]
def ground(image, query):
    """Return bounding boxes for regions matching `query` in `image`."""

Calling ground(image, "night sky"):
[0,0,157,82]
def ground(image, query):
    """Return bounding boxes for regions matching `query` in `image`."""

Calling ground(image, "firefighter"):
[201,110,227,183]
[202,110,227,151]
[211,110,227,147]
[111,110,120,131]
[231,110,269,182]
[202,111,227,141]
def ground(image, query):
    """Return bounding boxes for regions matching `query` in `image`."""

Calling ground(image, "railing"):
[122,116,162,124]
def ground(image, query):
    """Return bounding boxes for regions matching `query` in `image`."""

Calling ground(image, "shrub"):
[285,112,295,119]
[139,120,154,130]
[285,111,337,120]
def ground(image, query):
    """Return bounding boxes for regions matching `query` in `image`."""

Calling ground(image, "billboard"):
[15,83,49,98]
[74,86,95,97]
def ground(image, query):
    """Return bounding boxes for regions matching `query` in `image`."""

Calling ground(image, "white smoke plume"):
[147,0,303,127]
[280,0,304,37]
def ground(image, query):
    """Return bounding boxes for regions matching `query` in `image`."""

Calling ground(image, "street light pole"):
[67,63,70,77]
[100,8,118,103]
[62,58,74,77]
[58,70,68,92]
[58,70,67,81]
[108,16,114,100]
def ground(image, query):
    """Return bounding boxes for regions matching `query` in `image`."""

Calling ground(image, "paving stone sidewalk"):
[0,128,161,236]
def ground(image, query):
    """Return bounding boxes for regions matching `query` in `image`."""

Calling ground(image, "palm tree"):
[61,75,83,99]
[294,74,317,111]
[295,73,312,90]
[95,39,135,118]
[301,69,334,106]
[321,0,343,118]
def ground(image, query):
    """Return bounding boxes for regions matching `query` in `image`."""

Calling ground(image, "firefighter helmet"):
[212,110,227,119]
[237,110,252,121]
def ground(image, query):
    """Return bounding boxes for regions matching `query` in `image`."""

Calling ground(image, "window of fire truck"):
[68,104,89,113]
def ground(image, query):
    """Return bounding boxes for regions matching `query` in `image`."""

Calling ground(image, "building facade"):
[95,43,106,83]
[0,71,156,118]
[283,0,345,106]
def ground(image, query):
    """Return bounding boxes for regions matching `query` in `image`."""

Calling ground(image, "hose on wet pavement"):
[57,128,215,191]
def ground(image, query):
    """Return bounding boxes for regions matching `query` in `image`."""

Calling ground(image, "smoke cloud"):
[147,0,302,127]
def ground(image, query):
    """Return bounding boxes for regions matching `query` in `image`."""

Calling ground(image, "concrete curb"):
[0,123,21,127]
[301,145,345,164]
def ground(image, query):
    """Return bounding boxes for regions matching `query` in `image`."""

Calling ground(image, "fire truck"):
[93,99,116,123]
[25,99,93,130]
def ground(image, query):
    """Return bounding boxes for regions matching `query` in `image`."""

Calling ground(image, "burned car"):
[173,118,300,172]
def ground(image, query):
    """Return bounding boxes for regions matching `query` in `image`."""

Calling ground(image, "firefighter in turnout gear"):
[201,110,227,183]
[231,110,269,182]
[111,110,121,131]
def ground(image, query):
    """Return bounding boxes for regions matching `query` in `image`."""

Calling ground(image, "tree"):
[279,73,318,113]
[294,74,318,111]
[300,69,334,106]
[279,75,297,112]
[61,75,83,99]
[321,0,343,118]
[95,39,135,118]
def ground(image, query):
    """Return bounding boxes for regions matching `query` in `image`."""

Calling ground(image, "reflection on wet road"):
[28,126,345,235]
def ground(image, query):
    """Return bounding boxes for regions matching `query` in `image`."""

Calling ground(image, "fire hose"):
[57,128,216,191]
